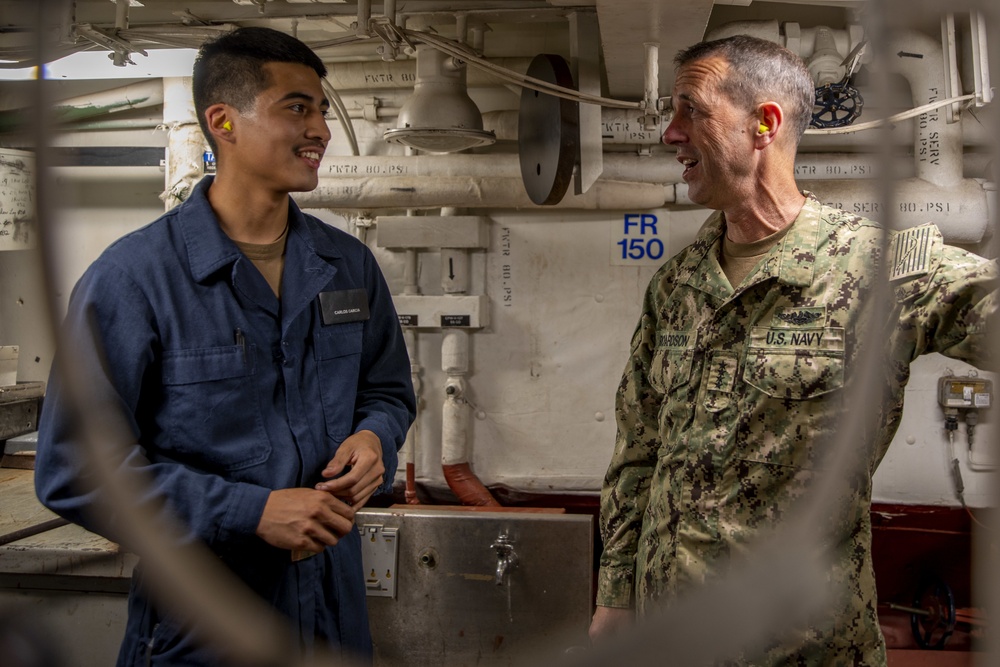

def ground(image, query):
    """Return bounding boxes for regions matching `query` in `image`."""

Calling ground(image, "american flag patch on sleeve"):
[888,225,934,283]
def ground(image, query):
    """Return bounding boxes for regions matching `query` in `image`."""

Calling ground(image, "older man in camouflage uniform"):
[589,35,996,664]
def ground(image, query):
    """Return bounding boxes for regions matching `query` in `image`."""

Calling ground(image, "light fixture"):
[383,44,495,154]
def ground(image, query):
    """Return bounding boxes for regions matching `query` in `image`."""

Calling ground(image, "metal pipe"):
[677,177,990,244]
[296,177,672,210]
[162,77,204,210]
[114,0,129,31]
[885,30,964,187]
[0,517,70,547]
[53,81,163,122]
[323,57,534,90]
[812,177,990,243]
[402,328,421,504]
[483,108,662,145]
[401,203,421,505]
[441,328,498,507]
[356,0,371,38]
[318,153,682,183]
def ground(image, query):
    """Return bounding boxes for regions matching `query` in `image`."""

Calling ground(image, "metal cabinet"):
[359,507,594,667]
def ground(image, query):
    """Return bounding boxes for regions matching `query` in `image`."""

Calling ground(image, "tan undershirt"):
[233,226,288,298]
[720,223,793,288]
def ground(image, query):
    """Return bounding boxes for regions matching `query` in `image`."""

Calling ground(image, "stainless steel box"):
[358,507,594,666]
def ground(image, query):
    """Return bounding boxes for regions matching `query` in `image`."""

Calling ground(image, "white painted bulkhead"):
[1,1,996,513]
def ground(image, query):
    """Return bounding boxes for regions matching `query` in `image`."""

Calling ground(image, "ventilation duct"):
[383,44,495,154]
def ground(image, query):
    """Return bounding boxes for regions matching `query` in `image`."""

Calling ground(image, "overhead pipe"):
[318,153,682,183]
[675,177,991,244]
[324,57,535,90]
[356,0,372,38]
[801,178,991,244]
[317,152,992,186]
[482,108,661,145]
[2,80,165,126]
[294,177,672,210]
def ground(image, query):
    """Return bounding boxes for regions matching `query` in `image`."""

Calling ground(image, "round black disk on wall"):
[518,54,579,206]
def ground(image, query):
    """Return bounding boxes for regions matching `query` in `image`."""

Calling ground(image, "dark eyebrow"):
[277,91,330,108]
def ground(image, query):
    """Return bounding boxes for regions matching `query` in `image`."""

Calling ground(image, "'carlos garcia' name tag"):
[319,288,370,325]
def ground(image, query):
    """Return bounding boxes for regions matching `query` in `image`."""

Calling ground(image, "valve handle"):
[811,82,864,129]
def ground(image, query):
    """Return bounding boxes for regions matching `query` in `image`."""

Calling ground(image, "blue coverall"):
[35,176,416,665]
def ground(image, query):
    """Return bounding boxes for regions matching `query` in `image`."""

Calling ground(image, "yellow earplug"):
[759,123,770,133]
[222,121,233,132]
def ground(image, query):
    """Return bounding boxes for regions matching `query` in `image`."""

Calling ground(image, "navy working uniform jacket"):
[35,176,416,665]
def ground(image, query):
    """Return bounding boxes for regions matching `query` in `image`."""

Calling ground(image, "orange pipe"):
[442,462,500,506]
[405,462,420,504]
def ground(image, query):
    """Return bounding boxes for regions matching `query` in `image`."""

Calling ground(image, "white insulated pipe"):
[482,109,662,145]
[441,330,470,467]
[293,178,672,210]
[885,30,963,188]
[316,152,991,186]
[439,206,471,294]
[675,178,991,244]
[162,77,204,211]
[318,153,682,183]
[442,250,470,293]
[325,57,535,90]
[806,178,991,244]
[53,80,164,121]
[401,328,421,503]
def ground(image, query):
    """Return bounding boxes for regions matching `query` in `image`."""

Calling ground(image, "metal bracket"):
[970,11,993,106]
[75,24,147,67]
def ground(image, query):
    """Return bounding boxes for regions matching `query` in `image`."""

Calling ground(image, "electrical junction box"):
[360,523,399,598]
[938,376,993,409]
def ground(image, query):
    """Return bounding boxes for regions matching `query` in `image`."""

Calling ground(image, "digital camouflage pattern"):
[597,193,997,665]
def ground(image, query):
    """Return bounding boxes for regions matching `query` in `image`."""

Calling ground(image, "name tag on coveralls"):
[319,289,370,325]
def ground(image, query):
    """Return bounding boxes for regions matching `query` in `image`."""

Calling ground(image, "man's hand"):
[255,488,355,554]
[589,605,634,643]
[315,430,385,510]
